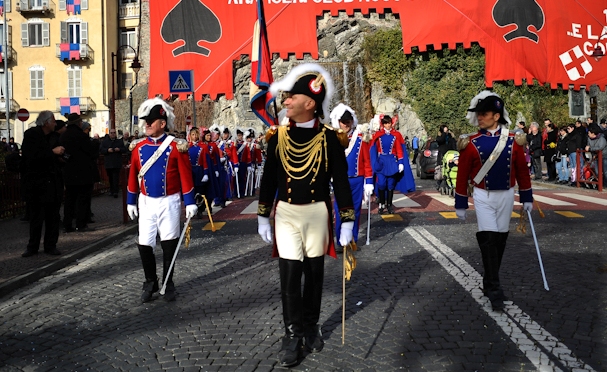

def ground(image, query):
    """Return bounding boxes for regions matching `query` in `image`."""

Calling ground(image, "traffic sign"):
[16,108,29,122]
[186,116,192,125]
[169,70,194,93]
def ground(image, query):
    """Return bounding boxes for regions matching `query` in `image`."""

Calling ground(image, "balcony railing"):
[16,0,55,14]
[0,99,20,114]
[56,97,96,114]
[119,3,140,19]
[55,43,93,61]
[0,45,16,62]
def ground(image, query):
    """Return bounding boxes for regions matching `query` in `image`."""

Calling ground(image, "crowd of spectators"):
[518,117,607,187]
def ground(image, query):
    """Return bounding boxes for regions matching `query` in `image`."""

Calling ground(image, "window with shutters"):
[58,0,87,11]
[30,0,44,8]
[60,20,87,45]
[21,20,49,47]
[67,65,81,97]
[29,66,44,99]
[0,70,13,101]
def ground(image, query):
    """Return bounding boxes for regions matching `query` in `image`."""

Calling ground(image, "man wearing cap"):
[257,64,354,367]
[330,103,373,252]
[235,128,251,198]
[455,91,533,311]
[60,113,97,233]
[127,97,197,302]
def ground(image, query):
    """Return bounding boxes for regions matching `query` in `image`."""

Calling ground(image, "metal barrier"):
[575,149,603,192]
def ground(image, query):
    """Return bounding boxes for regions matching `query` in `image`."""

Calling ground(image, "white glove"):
[398,163,404,173]
[185,204,198,219]
[455,209,466,220]
[215,171,219,177]
[202,174,209,182]
[523,202,533,211]
[339,221,354,247]
[220,157,227,163]
[248,166,253,172]
[127,204,138,220]
[234,167,239,173]
[258,216,273,243]
[364,184,374,197]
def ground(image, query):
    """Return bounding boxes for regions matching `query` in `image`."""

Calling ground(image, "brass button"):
[313,168,317,172]
[288,188,292,193]
[288,198,292,203]
[311,190,315,194]
[311,179,315,183]
[287,177,291,182]
[311,200,315,203]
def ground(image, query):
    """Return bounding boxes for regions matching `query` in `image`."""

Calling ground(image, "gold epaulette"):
[514,131,527,146]
[265,126,278,143]
[175,138,189,153]
[324,124,349,148]
[457,134,471,151]
[128,138,145,152]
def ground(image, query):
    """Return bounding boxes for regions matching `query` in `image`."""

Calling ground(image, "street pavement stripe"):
[555,193,607,206]
[392,195,422,208]
[426,193,459,208]
[241,200,259,214]
[554,211,584,218]
[380,214,403,222]
[533,194,576,206]
[406,227,596,372]
[202,221,226,231]
[439,212,458,219]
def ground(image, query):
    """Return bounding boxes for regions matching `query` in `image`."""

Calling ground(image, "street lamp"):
[111,45,142,130]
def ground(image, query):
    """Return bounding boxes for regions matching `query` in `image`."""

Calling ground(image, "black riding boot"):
[386,190,395,214]
[278,258,304,367]
[138,244,158,303]
[378,189,386,214]
[476,231,504,310]
[302,256,325,353]
[161,239,179,302]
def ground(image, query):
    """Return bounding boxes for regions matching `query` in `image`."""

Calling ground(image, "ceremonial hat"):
[330,103,358,129]
[270,63,334,124]
[138,97,175,130]
[466,90,511,126]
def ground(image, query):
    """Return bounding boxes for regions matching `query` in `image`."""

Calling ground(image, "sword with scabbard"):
[160,216,193,295]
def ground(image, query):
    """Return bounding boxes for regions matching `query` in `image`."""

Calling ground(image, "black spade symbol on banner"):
[493,0,544,42]
[161,0,222,57]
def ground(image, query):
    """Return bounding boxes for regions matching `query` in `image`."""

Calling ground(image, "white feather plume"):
[137,97,175,131]
[269,63,334,124]
[466,90,511,127]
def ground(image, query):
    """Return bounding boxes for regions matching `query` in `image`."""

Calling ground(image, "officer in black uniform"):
[257,63,355,367]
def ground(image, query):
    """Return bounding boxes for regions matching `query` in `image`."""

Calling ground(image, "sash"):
[138,135,175,182]
[344,129,360,157]
[473,127,509,184]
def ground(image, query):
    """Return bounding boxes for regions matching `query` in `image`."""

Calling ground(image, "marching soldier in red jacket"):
[455,91,533,311]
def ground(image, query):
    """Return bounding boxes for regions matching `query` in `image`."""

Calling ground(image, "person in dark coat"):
[565,124,583,184]
[60,114,96,232]
[435,124,456,188]
[21,111,65,257]
[543,121,558,181]
[526,122,543,180]
[100,127,127,197]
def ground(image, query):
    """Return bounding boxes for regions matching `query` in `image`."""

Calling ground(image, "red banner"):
[148,0,607,100]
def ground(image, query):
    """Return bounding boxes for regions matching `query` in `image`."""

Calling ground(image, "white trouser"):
[137,193,181,247]
[472,187,514,233]
[274,201,329,261]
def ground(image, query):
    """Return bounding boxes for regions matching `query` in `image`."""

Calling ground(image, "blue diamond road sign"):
[169,70,194,93]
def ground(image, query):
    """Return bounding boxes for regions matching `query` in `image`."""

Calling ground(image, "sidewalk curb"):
[0,224,138,298]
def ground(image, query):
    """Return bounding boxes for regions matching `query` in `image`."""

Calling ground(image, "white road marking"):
[555,193,607,206]
[533,194,576,206]
[406,226,596,372]
[426,192,460,208]
[241,200,259,214]
[392,195,421,208]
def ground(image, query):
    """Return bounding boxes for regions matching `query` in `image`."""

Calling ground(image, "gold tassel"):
[184,220,192,248]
